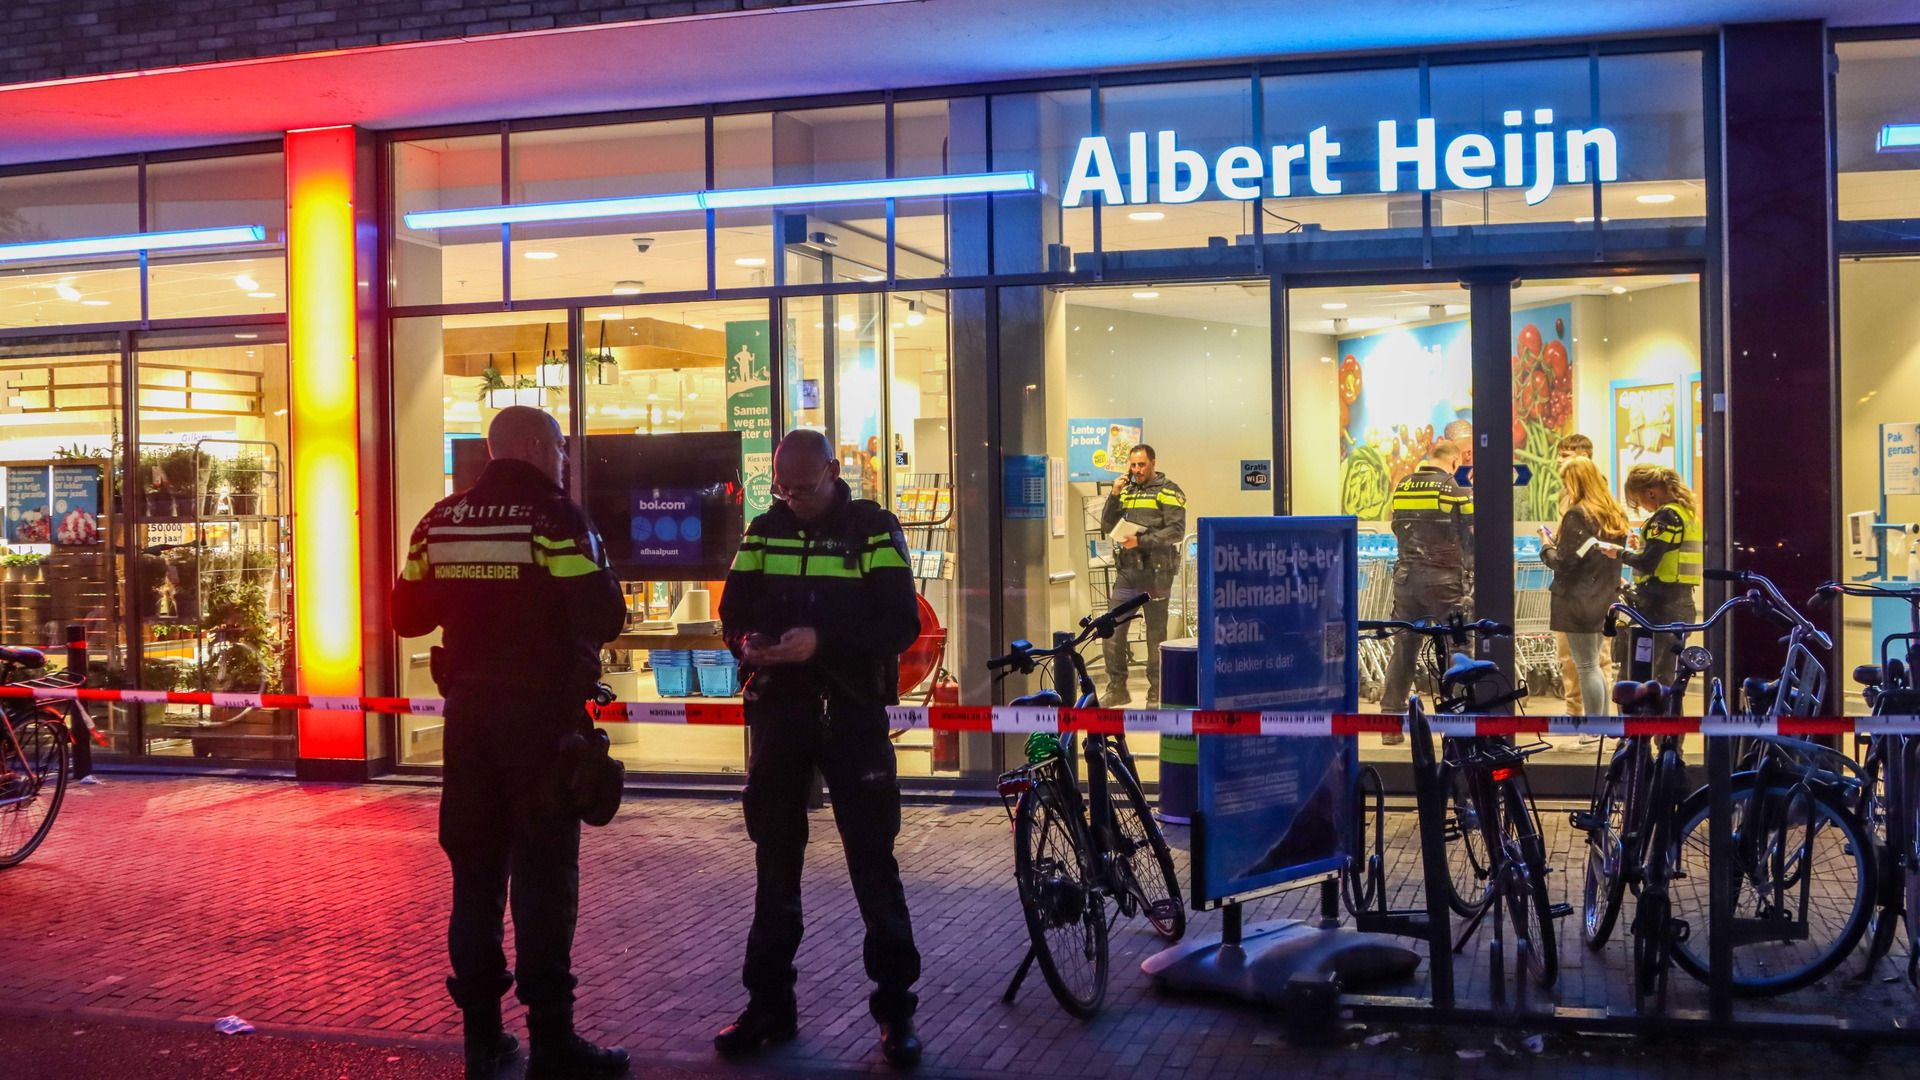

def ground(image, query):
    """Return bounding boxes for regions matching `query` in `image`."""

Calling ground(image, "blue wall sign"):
[629,487,704,565]
[1003,455,1048,520]
[1192,515,1359,907]
[1067,417,1143,482]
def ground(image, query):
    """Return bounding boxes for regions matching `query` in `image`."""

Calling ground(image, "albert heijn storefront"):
[0,13,1913,794]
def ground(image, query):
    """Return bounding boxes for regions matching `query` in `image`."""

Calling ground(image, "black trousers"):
[439,689,581,1020]
[1381,563,1469,710]
[1102,577,1172,705]
[742,693,921,1023]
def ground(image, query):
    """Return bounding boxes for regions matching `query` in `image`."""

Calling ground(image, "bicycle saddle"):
[1612,679,1669,711]
[0,646,45,668]
[1442,652,1499,685]
[1853,664,1882,688]
[1743,676,1780,710]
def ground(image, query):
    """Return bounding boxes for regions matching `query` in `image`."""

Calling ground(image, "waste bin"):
[1157,637,1198,825]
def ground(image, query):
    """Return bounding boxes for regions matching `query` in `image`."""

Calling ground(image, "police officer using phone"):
[1099,445,1186,707]
[714,428,925,1069]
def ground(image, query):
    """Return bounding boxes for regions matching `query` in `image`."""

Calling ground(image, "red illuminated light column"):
[286,126,367,768]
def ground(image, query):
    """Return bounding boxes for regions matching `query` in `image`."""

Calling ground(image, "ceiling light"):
[0,224,265,263]
[860,274,885,282]
[1611,286,1627,294]
[611,280,644,295]
[1127,210,1166,222]
[906,311,926,327]
[1573,215,1613,224]
[233,273,260,291]
[688,322,704,329]
[55,283,82,302]
[1132,291,1159,300]
[686,392,698,400]
[734,257,768,268]
[1321,302,1348,311]
[523,250,559,260]
[1635,193,1676,205]
[234,333,259,340]
[1319,356,1333,364]
[247,291,276,299]
[837,315,858,331]
[80,299,111,307]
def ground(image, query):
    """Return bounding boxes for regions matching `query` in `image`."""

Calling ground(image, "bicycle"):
[991,592,1186,1019]
[0,645,76,868]
[1812,579,1920,987]
[1598,582,1876,1001]
[1356,616,1562,993]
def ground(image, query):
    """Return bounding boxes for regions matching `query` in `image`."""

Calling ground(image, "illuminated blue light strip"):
[1881,124,1920,151]
[0,225,268,263]
[402,171,1037,230]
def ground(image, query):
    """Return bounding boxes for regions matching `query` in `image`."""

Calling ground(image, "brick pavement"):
[2,774,1916,1079]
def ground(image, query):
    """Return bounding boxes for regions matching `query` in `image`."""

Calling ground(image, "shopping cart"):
[1512,557,1562,700]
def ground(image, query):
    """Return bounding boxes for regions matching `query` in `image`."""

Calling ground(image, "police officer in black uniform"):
[1380,439,1475,728]
[713,429,925,1069]
[1098,444,1187,707]
[392,406,630,1080]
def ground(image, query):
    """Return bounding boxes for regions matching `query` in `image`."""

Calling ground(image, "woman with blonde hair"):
[1620,464,1703,685]
[1541,457,1630,715]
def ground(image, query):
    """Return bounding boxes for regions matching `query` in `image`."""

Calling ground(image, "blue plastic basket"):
[695,659,741,697]
[648,649,692,666]
[652,664,695,697]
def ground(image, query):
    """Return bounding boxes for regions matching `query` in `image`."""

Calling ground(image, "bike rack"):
[1323,651,1919,1048]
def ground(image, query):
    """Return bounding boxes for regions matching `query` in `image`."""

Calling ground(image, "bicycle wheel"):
[0,712,71,869]
[1439,758,1492,916]
[1103,747,1185,942]
[1905,741,1920,988]
[1501,780,1559,989]
[1582,763,1631,950]
[1013,776,1109,1018]
[1668,777,1875,995]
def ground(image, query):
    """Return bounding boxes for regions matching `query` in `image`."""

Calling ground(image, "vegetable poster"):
[1335,303,1574,522]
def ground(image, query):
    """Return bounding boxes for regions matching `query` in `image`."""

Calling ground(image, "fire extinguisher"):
[931,668,960,773]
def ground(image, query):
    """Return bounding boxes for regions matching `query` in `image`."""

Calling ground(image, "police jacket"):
[392,458,626,698]
[720,478,921,707]
[1623,502,1702,590]
[1390,464,1475,572]
[1099,472,1187,581]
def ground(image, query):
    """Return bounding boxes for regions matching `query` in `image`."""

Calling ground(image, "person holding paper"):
[1099,444,1187,707]
[1551,433,1610,713]
[1621,464,1703,685]
[1539,456,1629,716]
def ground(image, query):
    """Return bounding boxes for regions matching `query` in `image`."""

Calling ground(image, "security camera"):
[630,237,654,254]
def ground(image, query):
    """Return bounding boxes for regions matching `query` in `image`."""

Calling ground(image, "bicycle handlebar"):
[1813,580,1920,605]
[1700,568,1834,650]
[986,592,1152,674]
[1357,617,1513,642]
[1606,593,1755,639]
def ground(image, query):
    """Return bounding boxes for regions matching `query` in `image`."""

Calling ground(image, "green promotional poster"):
[725,320,774,517]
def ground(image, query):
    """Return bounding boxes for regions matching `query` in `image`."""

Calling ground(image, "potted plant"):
[138,447,172,517]
[2,550,46,583]
[228,450,265,516]
[161,445,199,518]
[199,451,225,517]
[587,350,619,385]
[240,546,278,587]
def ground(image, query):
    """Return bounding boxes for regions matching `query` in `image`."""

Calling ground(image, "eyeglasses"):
[770,469,835,502]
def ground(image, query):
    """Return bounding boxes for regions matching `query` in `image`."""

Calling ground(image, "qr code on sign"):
[1323,621,1347,664]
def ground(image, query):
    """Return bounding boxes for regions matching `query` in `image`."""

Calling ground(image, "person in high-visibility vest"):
[1379,440,1474,739]
[1620,464,1702,685]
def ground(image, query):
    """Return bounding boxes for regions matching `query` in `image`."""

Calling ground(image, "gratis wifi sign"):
[1063,109,1618,209]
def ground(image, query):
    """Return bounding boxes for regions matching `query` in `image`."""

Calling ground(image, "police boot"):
[879,1017,922,1069]
[714,1001,799,1058]
[526,1009,629,1079]
[450,980,519,1079]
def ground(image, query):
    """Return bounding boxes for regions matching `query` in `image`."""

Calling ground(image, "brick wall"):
[0,0,844,86]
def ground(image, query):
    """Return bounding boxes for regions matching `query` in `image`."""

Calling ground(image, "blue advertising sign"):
[49,463,104,545]
[629,488,703,566]
[1193,516,1358,907]
[5,466,52,544]
[1002,454,1047,520]
[1067,418,1143,482]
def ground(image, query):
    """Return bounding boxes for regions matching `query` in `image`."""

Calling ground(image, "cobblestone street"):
[1,774,1915,1078]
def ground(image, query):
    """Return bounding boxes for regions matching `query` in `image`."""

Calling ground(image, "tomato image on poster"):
[1335,303,1575,522]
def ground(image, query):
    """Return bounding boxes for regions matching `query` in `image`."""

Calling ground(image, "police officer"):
[392,406,630,1080]
[1380,440,1475,730]
[1098,444,1187,707]
[1620,464,1702,684]
[714,429,925,1069]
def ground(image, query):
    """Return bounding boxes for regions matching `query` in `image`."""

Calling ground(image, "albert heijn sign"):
[1062,108,1619,210]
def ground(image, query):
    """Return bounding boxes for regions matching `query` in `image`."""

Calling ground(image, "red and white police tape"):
[6,683,1920,736]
